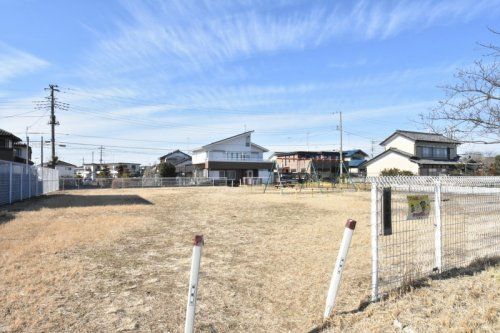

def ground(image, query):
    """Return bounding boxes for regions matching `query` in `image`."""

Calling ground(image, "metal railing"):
[241,177,267,186]
[59,177,229,190]
[370,176,500,301]
[0,159,59,205]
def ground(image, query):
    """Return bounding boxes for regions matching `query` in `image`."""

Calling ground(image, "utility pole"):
[45,84,59,168]
[25,127,29,165]
[371,140,376,159]
[41,136,43,167]
[99,145,104,164]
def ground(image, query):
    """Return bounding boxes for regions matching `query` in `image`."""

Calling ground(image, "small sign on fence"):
[407,195,430,219]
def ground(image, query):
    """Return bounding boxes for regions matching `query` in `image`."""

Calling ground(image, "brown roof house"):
[191,131,273,181]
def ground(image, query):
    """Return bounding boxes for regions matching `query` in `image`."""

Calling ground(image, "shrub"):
[158,162,176,177]
[380,168,414,176]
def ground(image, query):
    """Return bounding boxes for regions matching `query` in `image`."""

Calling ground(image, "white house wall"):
[384,135,415,154]
[57,166,76,178]
[192,151,207,164]
[366,152,419,176]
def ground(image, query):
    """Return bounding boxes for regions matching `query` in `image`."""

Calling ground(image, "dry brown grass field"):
[0,187,498,332]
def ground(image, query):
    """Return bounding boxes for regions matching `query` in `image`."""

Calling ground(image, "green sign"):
[407,195,430,219]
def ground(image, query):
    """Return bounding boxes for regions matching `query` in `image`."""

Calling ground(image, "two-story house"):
[270,151,340,179]
[270,149,368,179]
[191,131,273,181]
[0,129,32,164]
[41,160,77,177]
[363,130,461,176]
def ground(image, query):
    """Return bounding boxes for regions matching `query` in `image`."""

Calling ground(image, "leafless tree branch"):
[420,31,500,144]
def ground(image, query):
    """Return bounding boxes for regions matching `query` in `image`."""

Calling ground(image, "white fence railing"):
[59,177,228,190]
[241,177,267,186]
[370,176,500,301]
[0,160,59,205]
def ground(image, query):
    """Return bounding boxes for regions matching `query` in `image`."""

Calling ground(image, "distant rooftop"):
[381,130,461,146]
[0,129,22,142]
[43,160,77,167]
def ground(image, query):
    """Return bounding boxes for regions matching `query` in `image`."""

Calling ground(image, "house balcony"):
[192,151,272,170]
[207,151,264,162]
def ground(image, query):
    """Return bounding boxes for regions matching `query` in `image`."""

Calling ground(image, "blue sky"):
[1,0,499,165]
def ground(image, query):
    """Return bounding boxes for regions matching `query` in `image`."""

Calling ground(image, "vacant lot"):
[0,187,497,332]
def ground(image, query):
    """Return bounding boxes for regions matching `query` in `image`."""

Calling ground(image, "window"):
[434,148,447,159]
[219,170,225,177]
[0,138,12,148]
[421,146,449,159]
[226,170,236,180]
[422,147,433,158]
[245,136,250,147]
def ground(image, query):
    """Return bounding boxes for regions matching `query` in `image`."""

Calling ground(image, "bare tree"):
[421,30,499,144]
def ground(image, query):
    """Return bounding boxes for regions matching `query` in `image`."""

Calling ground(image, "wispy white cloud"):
[0,43,49,83]
[79,0,500,81]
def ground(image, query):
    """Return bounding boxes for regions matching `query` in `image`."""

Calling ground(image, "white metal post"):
[434,180,443,273]
[370,183,379,301]
[185,235,204,333]
[324,219,357,319]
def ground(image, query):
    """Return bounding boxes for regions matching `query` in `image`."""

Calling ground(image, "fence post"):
[185,235,204,333]
[370,182,379,301]
[9,162,13,204]
[324,219,357,319]
[20,165,23,200]
[28,166,31,198]
[434,179,442,273]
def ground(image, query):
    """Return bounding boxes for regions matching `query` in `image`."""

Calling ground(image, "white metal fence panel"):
[0,162,10,205]
[241,177,266,186]
[0,160,59,205]
[59,177,228,190]
[370,176,500,301]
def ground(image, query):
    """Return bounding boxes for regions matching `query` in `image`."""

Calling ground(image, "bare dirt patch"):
[0,187,497,332]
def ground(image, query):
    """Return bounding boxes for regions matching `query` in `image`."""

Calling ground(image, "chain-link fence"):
[370,176,500,301]
[0,160,59,205]
[59,177,228,190]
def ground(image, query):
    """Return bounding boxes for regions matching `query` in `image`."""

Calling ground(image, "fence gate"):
[370,176,500,301]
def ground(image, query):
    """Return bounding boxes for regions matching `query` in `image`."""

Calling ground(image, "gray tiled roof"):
[381,130,460,145]
[0,129,22,142]
[412,159,461,165]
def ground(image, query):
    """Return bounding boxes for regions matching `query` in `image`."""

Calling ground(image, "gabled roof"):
[159,149,191,160]
[250,143,268,152]
[344,149,369,157]
[194,131,269,152]
[380,130,460,146]
[348,159,366,167]
[360,148,414,168]
[43,160,77,167]
[0,129,22,142]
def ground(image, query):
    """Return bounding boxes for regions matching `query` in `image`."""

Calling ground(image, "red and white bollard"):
[324,219,356,320]
[185,235,204,333]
